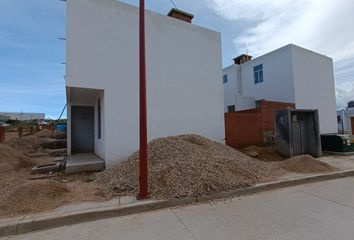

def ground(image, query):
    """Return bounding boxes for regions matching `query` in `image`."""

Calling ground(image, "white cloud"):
[206,0,354,61]
[336,81,354,109]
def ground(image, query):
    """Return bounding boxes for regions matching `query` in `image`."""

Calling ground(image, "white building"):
[66,0,225,167]
[223,44,337,134]
[0,112,45,121]
[337,108,354,134]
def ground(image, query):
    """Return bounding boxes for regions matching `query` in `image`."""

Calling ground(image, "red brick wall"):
[259,100,295,131]
[225,100,295,148]
[225,112,263,148]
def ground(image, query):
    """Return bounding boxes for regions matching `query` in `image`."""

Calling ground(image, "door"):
[351,117,354,135]
[71,106,94,153]
[292,113,304,156]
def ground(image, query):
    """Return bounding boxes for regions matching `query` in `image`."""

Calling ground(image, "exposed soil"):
[241,145,285,162]
[0,131,339,217]
[97,135,284,199]
[278,155,337,173]
[0,130,106,218]
[0,180,72,216]
[0,144,35,172]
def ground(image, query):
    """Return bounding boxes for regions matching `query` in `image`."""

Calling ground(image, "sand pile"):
[0,144,35,173]
[278,155,336,173]
[0,180,72,216]
[97,135,282,199]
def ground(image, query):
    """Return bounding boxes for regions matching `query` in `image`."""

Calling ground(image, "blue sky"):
[0,0,353,119]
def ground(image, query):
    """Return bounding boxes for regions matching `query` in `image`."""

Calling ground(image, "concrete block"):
[31,162,61,174]
[66,154,105,174]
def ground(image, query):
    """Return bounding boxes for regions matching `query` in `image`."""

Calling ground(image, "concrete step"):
[65,153,105,174]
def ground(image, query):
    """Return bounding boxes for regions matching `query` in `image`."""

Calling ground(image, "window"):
[337,115,342,124]
[223,74,228,83]
[97,98,101,139]
[254,64,263,84]
[227,105,235,112]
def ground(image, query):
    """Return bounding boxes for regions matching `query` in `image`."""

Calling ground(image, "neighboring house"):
[223,44,337,134]
[337,107,354,135]
[65,0,225,167]
[0,112,45,121]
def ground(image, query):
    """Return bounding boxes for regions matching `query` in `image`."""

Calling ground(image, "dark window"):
[337,115,342,124]
[227,105,235,112]
[254,64,263,84]
[97,98,101,139]
[223,74,228,83]
[255,100,262,108]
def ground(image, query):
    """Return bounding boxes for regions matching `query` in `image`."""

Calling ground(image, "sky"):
[0,0,353,119]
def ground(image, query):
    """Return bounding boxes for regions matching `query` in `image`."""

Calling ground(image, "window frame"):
[254,64,263,84]
[223,74,228,83]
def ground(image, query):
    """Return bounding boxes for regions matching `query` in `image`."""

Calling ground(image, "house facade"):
[66,0,225,167]
[223,44,337,134]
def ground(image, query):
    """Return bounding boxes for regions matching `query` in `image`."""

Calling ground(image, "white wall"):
[223,64,256,112]
[291,45,338,134]
[240,45,295,104]
[67,0,225,166]
[223,65,238,111]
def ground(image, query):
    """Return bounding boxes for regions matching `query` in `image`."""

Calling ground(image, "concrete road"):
[4,177,354,240]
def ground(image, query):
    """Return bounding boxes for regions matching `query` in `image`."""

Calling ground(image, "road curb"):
[1,169,354,237]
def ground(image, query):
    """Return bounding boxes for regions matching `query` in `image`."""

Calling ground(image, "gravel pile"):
[278,155,337,173]
[97,135,282,199]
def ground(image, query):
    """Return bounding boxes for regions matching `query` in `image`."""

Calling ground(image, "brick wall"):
[225,100,295,148]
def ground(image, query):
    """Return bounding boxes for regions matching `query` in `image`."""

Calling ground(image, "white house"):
[337,108,354,134]
[223,44,337,134]
[65,0,225,167]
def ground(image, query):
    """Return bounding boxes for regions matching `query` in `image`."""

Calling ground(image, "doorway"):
[71,106,94,153]
[351,117,354,135]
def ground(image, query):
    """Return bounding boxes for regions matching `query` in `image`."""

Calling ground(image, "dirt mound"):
[242,145,285,162]
[278,155,336,173]
[0,144,35,173]
[0,180,72,216]
[97,135,282,199]
[32,129,53,138]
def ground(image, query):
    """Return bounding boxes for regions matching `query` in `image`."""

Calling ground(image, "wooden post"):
[0,127,5,143]
[18,126,23,138]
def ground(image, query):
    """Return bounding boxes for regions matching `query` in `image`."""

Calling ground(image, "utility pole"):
[137,0,149,200]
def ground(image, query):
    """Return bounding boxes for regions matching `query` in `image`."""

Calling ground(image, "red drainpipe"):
[137,0,149,200]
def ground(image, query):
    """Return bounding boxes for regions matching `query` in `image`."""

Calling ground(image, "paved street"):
[4,177,354,240]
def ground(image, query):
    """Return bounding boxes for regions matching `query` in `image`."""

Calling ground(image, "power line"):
[169,0,178,9]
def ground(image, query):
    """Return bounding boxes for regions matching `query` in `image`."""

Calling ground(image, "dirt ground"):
[241,145,286,162]
[0,130,107,218]
[0,132,342,217]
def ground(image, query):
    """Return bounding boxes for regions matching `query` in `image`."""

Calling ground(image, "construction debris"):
[97,134,283,199]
